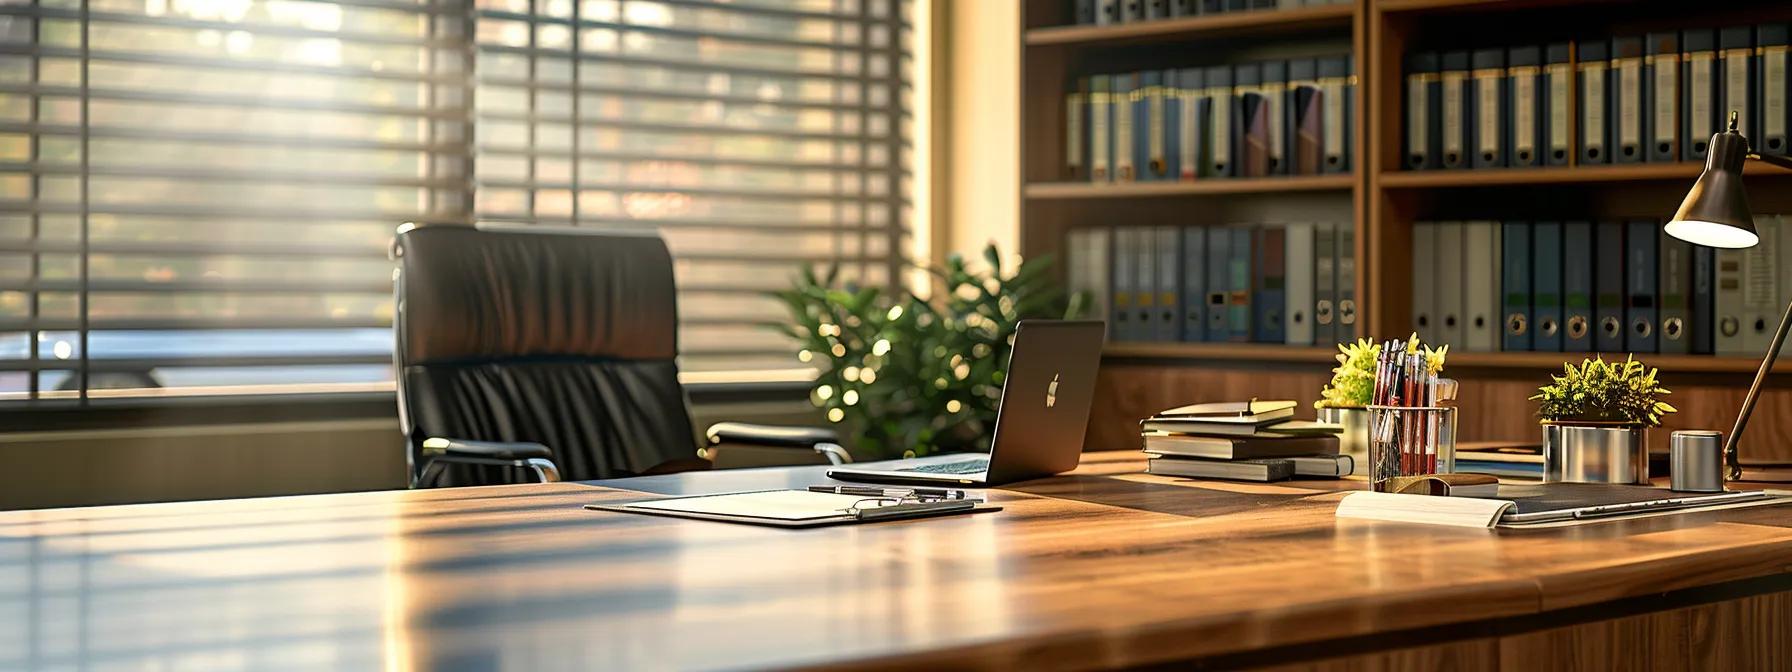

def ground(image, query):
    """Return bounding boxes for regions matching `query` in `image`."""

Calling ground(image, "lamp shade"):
[1665,127,1759,248]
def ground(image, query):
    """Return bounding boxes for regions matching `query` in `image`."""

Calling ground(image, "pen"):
[808,485,968,500]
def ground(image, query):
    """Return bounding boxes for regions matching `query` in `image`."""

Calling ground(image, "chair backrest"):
[393,224,698,485]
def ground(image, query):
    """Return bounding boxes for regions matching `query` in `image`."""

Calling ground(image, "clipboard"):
[585,489,1003,528]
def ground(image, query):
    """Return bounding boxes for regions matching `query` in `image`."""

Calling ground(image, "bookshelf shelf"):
[1026,175,1354,200]
[1105,342,1340,363]
[1024,5,1354,48]
[1378,162,1792,189]
[1443,351,1792,375]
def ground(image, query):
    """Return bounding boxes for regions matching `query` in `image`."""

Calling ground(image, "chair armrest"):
[703,422,850,465]
[422,437,553,460]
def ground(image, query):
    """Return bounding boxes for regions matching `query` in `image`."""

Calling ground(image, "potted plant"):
[770,244,1078,460]
[1530,356,1677,484]
[1315,335,1447,475]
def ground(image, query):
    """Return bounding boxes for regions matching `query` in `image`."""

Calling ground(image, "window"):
[470,0,913,379]
[0,0,913,401]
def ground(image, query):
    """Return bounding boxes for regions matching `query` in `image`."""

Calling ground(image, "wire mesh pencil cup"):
[1366,406,1457,492]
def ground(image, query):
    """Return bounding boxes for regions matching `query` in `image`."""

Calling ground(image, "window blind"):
[470,0,912,377]
[0,0,911,401]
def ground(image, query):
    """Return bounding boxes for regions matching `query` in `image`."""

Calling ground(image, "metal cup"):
[1670,430,1726,493]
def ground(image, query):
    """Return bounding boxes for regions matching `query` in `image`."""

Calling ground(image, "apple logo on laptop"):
[1046,374,1060,408]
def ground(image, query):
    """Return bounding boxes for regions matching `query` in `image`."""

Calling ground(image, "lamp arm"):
[1747,152,1792,170]
[1725,293,1792,481]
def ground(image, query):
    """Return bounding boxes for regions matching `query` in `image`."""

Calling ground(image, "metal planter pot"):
[1542,423,1649,485]
[1317,406,1368,477]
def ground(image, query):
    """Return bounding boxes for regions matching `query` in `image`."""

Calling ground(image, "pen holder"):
[1366,406,1457,493]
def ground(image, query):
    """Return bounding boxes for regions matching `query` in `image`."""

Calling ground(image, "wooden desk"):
[2,452,1790,671]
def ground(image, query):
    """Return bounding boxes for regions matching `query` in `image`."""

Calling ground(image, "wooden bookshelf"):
[1020,0,1792,462]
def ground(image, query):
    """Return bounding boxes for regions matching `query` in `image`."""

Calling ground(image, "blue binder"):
[1626,219,1659,353]
[1182,226,1205,342]
[1692,244,1716,355]
[1533,221,1564,352]
[1659,229,1692,354]
[1254,225,1286,344]
[1594,221,1627,352]
[1502,221,1532,352]
[1205,227,1231,342]
[1163,69,1182,182]
[1135,70,1159,182]
[1563,221,1595,352]
[1228,226,1254,342]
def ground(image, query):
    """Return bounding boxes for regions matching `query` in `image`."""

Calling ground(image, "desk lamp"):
[1665,111,1792,480]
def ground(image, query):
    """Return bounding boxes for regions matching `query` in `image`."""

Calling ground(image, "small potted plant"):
[1530,356,1677,484]
[1315,334,1447,475]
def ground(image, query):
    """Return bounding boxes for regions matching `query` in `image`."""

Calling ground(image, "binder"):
[1533,221,1565,352]
[1578,41,1611,165]
[1692,244,1716,355]
[1544,43,1573,166]
[1741,214,1781,354]
[1087,228,1113,340]
[1646,32,1679,163]
[1111,227,1135,340]
[1146,0,1170,20]
[1683,29,1719,161]
[1162,70,1181,182]
[1115,72,1137,182]
[1261,60,1288,176]
[1314,222,1337,346]
[1291,58,1323,175]
[1406,52,1441,170]
[1206,65,1234,177]
[1715,247,1747,355]
[1659,229,1692,355]
[1612,36,1646,163]
[1067,77,1088,180]
[1227,225,1254,343]
[1091,75,1112,182]
[1562,220,1594,352]
[1135,224,1157,340]
[1135,70,1161,182]
[1508,46,1543,167]
[1593,221,1626,352]
[1720,27,1756,145]
[1625,219,1659,353]
[1412,223,1436,344]
[1076,0,1097,25]
[1338,224,1357,339]
[1760,24,1790,155]
[1435,222,1465,347]
[1285,222,1315,345]
[1254,225,1286,344]
[1152,226,1181,341]
[1236,64,1269,178]
[1464,220,1500,351]
[1182,226,1205,342]
[1501,220,1531,352]
[1441,51,1470,169]
[1471,49,1507,169]
[1205,226,1230,342]
[1122,0,1145,22]
[1097,0,1120,26]
[1319,56,1352,174]
[1177,68,1204,181]
[1140,70,1167,181]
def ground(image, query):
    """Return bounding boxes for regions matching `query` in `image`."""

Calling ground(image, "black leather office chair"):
[391,224,849,487]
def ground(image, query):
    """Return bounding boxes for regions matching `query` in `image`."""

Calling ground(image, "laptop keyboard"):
[899,459,990,474]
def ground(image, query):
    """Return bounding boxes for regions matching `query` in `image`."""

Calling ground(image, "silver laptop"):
[825,320,1105,486]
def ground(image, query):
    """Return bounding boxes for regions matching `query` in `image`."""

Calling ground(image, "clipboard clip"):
[843,497,980,521]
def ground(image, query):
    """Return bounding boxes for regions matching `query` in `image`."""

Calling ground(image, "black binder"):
[1646,32,1680,163]
[1544,43,1574,166]
[1659,229,1692,355]
[1683,29,1719,161]
[1691,244,1716,355]
[1612,36,1646,163]
[1625,219,1658,353]
[1406,51,1442,170]
[1502,220,1532,352]
[1563,220,1595,352]
[1720,26,1756,144]
[1533,221,1565,352]
[1441,50,1471,169]
[1578,40,1611,165]
[1471,48,1508,168]
[1508,45,1544,167]
[1594,220,1626,352]
[1320,55,1353,174]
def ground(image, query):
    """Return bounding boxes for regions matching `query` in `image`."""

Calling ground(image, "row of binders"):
[1404,25,1792,171]
[1066,57,1355,183]
[1066,223,1357,345]
[1071,0,1349,26]
[1415,217,1792,357]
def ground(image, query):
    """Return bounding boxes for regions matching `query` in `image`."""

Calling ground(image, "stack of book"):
[1142,400,1348,482]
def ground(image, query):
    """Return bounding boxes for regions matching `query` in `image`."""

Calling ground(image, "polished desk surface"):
[4,452,1792,671]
